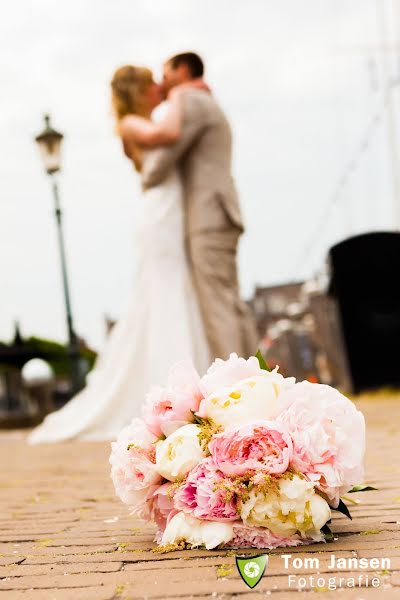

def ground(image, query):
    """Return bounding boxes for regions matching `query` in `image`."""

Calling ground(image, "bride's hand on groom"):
[117,96,182,150]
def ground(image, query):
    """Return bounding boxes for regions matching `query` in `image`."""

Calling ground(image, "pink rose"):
[109,418,162,505]
[142,360,204,438]
[209,421,293,477]
[277,381,365,507]
[200,353,263,397]
[173,458,238,521]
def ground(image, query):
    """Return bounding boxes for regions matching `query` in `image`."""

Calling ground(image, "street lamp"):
[35,114,83,395]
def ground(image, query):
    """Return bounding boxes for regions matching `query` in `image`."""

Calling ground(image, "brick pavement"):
[0,394,399,599]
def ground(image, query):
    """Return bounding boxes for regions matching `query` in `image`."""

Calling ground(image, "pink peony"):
[150,485,182,543]
[209,421,293,477]
[200,353,263,397]
[277,381,365,507]
[109,418,162,505]
[146,483,176,531]
[223,522,310,549]
[142,360,204,438]
[173,458,238,521]
[129,485,159,522]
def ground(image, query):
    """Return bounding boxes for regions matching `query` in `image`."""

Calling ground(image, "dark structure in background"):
[0,324,40,422]
[329,231,400,393]
[250,231,400,394]
[0,324,96,427]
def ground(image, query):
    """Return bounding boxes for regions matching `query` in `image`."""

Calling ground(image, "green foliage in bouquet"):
[331,485,377,524]
[321,523,335,541]
[348,485,377,493]
[256,349,271,372]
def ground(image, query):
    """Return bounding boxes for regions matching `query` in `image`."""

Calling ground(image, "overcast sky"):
[1,0,399,349]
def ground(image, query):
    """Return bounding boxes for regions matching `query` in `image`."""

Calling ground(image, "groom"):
[142,52,258,360]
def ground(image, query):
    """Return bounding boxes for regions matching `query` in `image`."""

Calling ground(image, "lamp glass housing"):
[35,115,63,174]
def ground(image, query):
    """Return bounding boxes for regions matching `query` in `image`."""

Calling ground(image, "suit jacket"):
[141,89,244,235]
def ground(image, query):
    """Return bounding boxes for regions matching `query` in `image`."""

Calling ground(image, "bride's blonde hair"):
[111,65,153,120]
[111,65,153,171]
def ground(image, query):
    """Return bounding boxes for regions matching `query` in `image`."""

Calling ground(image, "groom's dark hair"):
[168,52,204,79]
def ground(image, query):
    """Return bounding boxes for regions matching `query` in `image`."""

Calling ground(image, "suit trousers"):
[188,229,259,361]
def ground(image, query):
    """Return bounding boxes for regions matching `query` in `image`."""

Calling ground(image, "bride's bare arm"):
[119,90,183,148]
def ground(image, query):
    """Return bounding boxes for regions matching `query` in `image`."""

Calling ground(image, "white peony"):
[196,370,294,430]
[161,511,233,549]
[200,353,264,396]
[155,424,206,482]
[308,494,332,531]
[240,475,331,540]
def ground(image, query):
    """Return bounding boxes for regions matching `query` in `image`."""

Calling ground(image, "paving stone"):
[0,584,116,599]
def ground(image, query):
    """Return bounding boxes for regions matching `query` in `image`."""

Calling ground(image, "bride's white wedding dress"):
[28,111,210,443]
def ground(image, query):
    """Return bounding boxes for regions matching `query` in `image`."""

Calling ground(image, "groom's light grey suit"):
[141,88,258,360]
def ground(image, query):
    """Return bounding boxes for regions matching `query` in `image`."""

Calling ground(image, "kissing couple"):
[28,52,258,444]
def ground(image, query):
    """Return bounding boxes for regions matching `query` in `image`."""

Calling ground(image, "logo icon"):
[235,554,268,589]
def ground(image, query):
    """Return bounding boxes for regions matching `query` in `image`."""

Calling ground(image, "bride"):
[28,65,210,443]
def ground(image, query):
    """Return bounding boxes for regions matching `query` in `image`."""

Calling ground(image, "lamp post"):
[35,114,83,395]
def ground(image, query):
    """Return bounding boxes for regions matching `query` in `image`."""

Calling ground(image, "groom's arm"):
[141,93,208,188]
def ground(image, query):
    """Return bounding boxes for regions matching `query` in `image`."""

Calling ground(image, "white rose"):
[161,511,233,549]
[155,424,206,482]
[240,475,331,539]
[196,371,293,430]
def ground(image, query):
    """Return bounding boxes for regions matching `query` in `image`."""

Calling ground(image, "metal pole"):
[51,176,82,394]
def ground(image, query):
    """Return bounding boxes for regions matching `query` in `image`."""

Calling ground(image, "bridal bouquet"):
[110,352,368,551]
